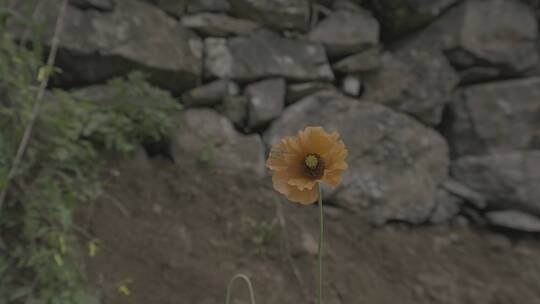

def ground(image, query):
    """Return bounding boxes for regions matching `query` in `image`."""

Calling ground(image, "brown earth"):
[77,152,540,304]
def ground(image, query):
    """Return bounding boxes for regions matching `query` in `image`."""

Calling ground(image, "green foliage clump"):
[70,72,182,153]
[0,27,181,304]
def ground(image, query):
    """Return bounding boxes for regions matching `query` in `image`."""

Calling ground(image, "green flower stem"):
[317,183,324,304]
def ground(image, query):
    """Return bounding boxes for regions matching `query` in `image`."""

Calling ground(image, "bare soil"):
[78,152,540,304]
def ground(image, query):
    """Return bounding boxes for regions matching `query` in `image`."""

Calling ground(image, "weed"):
[0,20,181,304]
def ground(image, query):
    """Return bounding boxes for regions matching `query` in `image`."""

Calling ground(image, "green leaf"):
[9,287,33,301]
[72,291,100,304]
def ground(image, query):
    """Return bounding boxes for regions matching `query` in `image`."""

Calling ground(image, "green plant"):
[196,143,216,169]
[246,218,276,257]
[0,23,181,304]
[70,72,182,153]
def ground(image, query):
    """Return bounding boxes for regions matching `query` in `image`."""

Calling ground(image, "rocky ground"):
[8,0,540,302]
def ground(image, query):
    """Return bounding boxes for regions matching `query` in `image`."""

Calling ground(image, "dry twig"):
[0,0,69,211]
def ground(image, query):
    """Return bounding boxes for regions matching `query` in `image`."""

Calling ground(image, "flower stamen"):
[303,153,324,179]
[305,154,319,169]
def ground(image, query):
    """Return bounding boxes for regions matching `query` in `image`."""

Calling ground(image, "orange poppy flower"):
[266,126,348,204]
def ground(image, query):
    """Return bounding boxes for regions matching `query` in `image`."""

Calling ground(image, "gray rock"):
[181,79,239,107]
[462,206,487,225]
[308,9,379,57]
[455,216,469,227]
[406,0,539,82]
[204,30,334,82]
[286,82,336,105]
[532,131,540,149]
[246,78,286,128]
[430,189,463,224]
[218,95,248,127]
[172,109,265,174]
[264,91,449,224]
[333,47,380,74]
[364,0,458,36]
[363,48,459,126]
[316,0,334,6]
[341,75,362,97]
[186,0,231,13]
[70,0,114,10]
[451,151,540,215]
[181,13,260,37]
[68,81,180,110]
[228,0,310,31]
[458,66,502,84]
[332,0,365,12]
[146,0,186,16]
[441,179,487,209]
[487,210,540,232]
[295,232,318,256]
[11,0,202,93]
[446,78,540,157]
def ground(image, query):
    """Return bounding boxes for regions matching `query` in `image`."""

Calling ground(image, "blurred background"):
[1,0,540,303]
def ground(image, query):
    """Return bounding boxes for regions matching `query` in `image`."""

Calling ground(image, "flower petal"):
[322,140,348,169]
[288,178,317,191]
[310,128,340,155]
[322,168,345,187]
[272,171,319,204]
[297,127,339,156]
[267,136,304,171]
[287,185,318,205]
[272,171,291,195]
[266,140,288,170]
[327,161,348,171]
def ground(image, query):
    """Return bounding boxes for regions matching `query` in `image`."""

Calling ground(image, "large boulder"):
[451,151,540,215]
[445,78,540,157]
[364,0,458,37]
[363,48,459,126]
[245,78,286,128]
[171,109,265,175]
[228,0,310,32]
[405,0,539,82]
[204,30,334,82]
[308,9,379,57]
[264,91,450,224]
[10,0,202,93]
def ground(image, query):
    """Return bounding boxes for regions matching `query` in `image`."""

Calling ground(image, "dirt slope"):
[78,152,540,304]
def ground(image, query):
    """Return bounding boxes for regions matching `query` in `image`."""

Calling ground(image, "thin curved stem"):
[0,0,68,212]
[317,183,324,304]
[225,273,256,304]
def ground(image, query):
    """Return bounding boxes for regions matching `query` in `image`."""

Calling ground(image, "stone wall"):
[11,0,540,231]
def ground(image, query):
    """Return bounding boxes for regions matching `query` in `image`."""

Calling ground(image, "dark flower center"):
[303,153,324,179]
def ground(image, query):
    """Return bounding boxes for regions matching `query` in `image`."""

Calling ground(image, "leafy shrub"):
[0,25,181,304]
